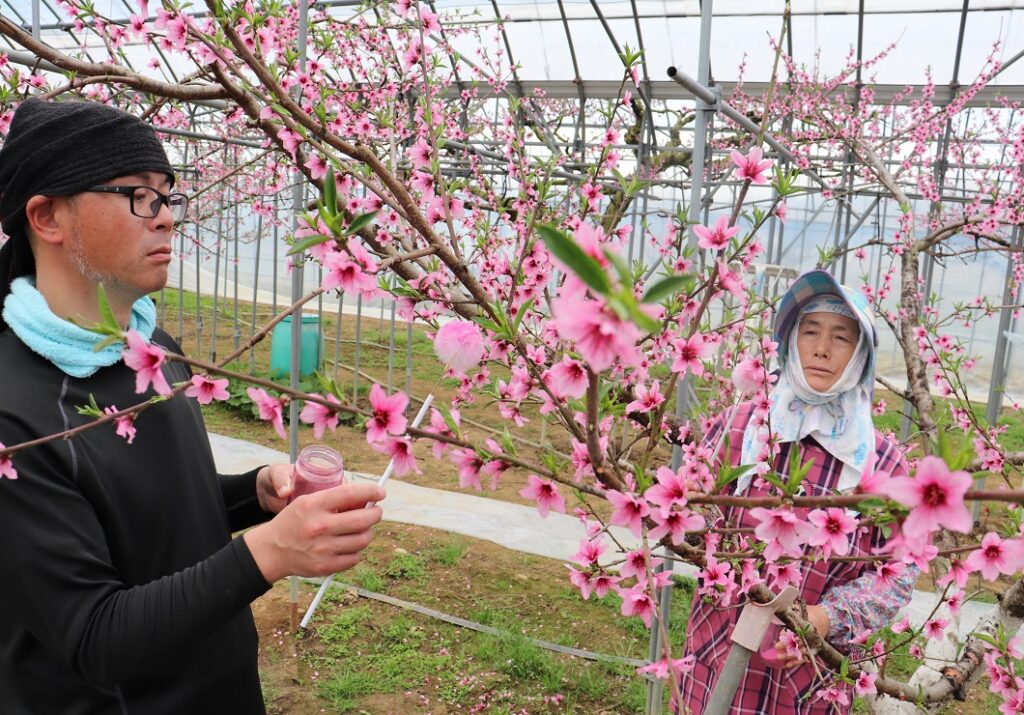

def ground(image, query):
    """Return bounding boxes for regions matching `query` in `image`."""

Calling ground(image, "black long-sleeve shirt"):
[0,328,272,714]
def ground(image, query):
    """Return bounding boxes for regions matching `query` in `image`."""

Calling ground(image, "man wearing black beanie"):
[0,99,385,714]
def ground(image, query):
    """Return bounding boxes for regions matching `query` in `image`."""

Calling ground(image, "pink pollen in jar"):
[290,445,344,502]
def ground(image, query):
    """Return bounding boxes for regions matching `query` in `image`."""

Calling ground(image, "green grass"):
[873,391,1024,454]
[313,609,457,707]
[362,326,434,355]
[351,565,385,592]
[318,605,372,647]
[155,286,237,319]
[846,625,1002,715]
[383,551,427,581]
[476,631,564,683]
[289,552,694,713]
[315,612,551,711]
[427,536,469,566]
[469,605,520,630]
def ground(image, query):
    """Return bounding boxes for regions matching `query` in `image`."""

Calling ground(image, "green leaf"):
[605,293,632,321]
[94,334,123,352]
[472,315,503,335]
[317,205,342,235]
[761,471,787,493]
[343,210,380,237]
[815,245,836,266]
[536,224,611,296]
[322,167,337,215]
[634,467,653,493]
[488,302,516,341]
[511,297,535,334]
[499,427,516,456]
[641,274,693,304]
[715,463,753,492]
[855,496,889,511]
[785,447,815,495]
[542,451,561,475]
[286,232,335,257]
[948,444,975,472]
[75,394,104,418]
[935,425,953,465]
[315,371,344,401]
[973,632,1001,649]
[603,249,633,288]
[439,404,460,436]
[96,284,121,334]
[772,167,803,197]
[626,300,662,333]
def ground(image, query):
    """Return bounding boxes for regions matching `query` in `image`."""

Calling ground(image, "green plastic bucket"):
[270,315,323,379]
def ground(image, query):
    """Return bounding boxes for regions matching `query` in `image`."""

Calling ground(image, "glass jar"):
[290,445,344,501]
[750,621,784,669]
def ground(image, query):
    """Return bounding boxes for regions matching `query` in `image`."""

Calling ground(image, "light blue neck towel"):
[2,276,156,377]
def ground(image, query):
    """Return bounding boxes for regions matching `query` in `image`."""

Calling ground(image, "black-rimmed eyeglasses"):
[84,185,189,223]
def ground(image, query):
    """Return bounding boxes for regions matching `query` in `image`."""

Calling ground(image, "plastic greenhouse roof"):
[430,1,1024,88]
[1,0,1023,98]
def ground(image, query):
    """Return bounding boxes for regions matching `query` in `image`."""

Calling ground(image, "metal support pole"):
[194,223,202,353]
[646,5,715,714]
[232,198,240,354]
[249,213,263,370]
[288,0,310,633]
[979,225,1023,520]
[176,141,189,345]
[210,186,224,362]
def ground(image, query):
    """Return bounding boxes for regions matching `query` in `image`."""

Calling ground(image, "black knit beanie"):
[0,98,174,332]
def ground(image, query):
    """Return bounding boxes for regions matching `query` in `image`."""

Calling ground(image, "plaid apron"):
[677,401,906,714]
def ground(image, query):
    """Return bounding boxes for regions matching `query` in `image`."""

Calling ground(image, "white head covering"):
[738,293,876,495]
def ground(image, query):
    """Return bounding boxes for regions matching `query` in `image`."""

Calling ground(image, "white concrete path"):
[210,432,999,639]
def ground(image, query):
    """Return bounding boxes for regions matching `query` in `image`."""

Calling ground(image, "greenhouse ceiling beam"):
[421,79,1024,105]
[426,0,468,119]
[154,125,265,149]
[0,48,228,108]
[438,135,1012,168]
[991,46,1024,82]
[831,0,867,281]
[669,65,867,228]
[488,0,564,159]
[630,0,660,151]
[443,4,1024,25]
[554,0,587,155]
[10,0,108,68]
[952,0,971,84]
[589,0,653,112]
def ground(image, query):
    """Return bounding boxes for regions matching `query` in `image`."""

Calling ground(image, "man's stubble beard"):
[65,222,127,293]
[63,200,169,302]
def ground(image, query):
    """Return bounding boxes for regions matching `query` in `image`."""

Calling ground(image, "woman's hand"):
[774,605,830,669]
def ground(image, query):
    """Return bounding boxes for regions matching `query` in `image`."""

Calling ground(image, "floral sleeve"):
[818,564,919,653]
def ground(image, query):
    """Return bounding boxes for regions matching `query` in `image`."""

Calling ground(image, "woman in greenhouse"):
[0,98,384,714]
[677,269,918,714]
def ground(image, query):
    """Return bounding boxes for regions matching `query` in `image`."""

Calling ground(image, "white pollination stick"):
[300,393,435,628]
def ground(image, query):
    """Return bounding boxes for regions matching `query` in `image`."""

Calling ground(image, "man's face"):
[63,171,175,301]
[795,311,861,392]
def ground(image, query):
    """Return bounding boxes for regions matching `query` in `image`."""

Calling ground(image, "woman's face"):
[795,311,860,392]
